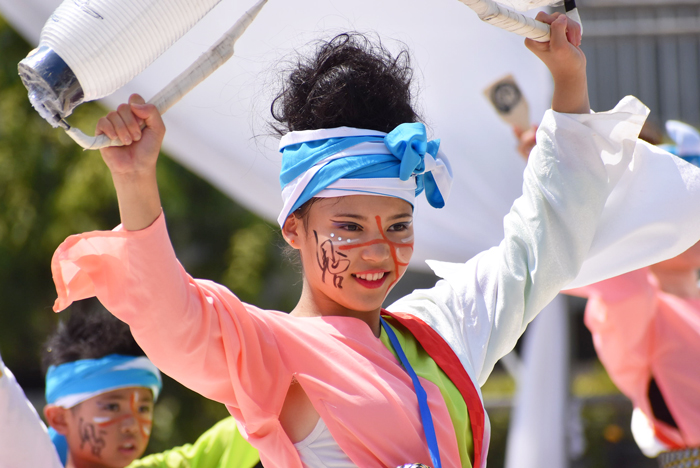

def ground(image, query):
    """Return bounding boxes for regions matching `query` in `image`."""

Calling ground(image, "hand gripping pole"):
[64,0,268,150]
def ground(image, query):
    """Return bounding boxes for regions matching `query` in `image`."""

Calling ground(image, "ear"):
[282,214,302,249]
[44,405,70,435]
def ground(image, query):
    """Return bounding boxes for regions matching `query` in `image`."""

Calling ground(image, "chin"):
[335,293,386,314]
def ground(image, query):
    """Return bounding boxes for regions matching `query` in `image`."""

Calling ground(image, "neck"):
[291,279,382,336]
[649,265,700,298]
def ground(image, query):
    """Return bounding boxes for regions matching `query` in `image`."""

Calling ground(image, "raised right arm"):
[94,93,164,231]
[53,99,293,431]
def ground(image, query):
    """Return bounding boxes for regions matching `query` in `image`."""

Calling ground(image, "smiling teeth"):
[356,272,385,281]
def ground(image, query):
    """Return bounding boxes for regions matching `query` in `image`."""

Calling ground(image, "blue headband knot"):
[385,123,441,181]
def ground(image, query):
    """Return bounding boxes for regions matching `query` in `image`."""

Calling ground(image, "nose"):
[120,414,139,434]
[360,239,391,263]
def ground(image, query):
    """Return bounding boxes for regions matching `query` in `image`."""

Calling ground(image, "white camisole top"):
[294,418,356,467]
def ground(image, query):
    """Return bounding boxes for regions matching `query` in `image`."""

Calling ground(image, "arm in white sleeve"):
[0,353,63,468]
[389,96,693,386]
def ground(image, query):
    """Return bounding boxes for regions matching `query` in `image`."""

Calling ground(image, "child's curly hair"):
[271,32,419,134]
[41,298,144,374]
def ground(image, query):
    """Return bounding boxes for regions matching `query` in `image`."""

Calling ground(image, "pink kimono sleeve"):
[567,269,656,400]
[51,212,292,435]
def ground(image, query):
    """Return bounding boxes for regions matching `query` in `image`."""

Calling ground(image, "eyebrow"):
[332,212,413,221]
[99,394,154,403]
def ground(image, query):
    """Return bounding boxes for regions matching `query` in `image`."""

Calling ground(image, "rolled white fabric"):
[63,0,268,150]
[40,0,222,102]
[458,0,550,41]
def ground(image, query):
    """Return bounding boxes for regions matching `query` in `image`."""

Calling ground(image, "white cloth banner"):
[0,0,551,270]
[504,294,569,468]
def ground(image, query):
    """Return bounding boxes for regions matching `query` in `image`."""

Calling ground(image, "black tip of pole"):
[564,0,577,12]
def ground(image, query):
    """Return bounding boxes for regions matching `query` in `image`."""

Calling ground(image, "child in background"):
[42,299,162,467]
[0,299,261,468]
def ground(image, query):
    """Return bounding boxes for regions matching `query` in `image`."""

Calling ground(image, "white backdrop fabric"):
[0,0,552,271]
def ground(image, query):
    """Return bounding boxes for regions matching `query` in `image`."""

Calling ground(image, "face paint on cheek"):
[93,391,153,440]
[314,231,351,288]
[131,391,153,439]
[79,417,107,456]
[336,217,414,291]
[395,245,413,265]
[93,416,113,424]
[374,217,413,289]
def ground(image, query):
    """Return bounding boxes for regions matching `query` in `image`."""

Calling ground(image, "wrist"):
[111,167,157,186]
[551,73,590,114]
[112,169,162,231]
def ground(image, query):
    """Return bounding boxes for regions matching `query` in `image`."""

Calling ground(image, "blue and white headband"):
[277,123,453,227]
[659,120,700,167]
[45,354,162,408]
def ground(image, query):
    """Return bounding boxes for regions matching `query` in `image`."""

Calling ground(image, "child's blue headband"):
[45,354,162,408]
[659,120,700,168]
[278,123,453,227]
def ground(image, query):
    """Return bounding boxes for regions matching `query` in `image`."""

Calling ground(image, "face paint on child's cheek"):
[131,391,153,438]
[93,391,153,439]
[79,417,107,456]
[314,231,351,288]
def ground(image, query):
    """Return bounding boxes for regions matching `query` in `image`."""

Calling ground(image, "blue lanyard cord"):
[380,317,442,468]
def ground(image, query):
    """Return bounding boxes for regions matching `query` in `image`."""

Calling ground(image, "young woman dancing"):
[50,12,697,468]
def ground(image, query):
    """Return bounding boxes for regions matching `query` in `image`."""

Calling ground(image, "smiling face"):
[284,195,414,319]
[60,387,154,468]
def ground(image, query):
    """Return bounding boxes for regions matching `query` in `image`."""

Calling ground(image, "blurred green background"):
[0,13,655,467]
[0,12,301,454]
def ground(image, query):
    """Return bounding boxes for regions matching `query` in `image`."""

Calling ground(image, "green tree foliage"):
[0,14,299,452]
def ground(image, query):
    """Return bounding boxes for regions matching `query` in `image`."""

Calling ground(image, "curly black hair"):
[271,33,419,134]
[41,298,144,374]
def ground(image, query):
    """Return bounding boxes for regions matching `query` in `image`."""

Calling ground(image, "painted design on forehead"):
[93,391,153,439]
[314,231,351,288]
[338,216,414,290]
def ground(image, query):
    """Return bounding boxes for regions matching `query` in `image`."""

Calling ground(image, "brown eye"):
[388,223,410,232]
[334,222,361,232]
[102,403,120,412]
